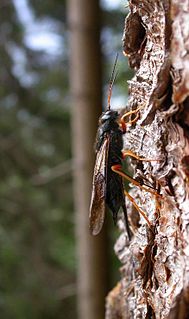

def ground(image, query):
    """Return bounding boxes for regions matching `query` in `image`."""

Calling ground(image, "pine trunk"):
[68,1,109,318]
[106,1,189,318]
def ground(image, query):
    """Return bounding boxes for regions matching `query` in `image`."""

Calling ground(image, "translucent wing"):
[89,137,109,235]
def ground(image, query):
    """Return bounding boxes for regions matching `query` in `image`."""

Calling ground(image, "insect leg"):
[111,164,162,198]
[122,149,162,162]
[111,164,154,230]
[119,113,140,132]
[124,190,152,228]
[121,106,143,124]
[112,154,162,230]
[119,106,143,132]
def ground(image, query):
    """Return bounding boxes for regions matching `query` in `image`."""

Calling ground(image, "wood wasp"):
[89,54,161,239]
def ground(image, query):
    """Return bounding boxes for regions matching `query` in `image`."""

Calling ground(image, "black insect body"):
[89,54,160,238]
[89,109,131,238]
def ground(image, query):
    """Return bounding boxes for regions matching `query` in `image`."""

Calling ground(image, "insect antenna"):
[107,53,119,110]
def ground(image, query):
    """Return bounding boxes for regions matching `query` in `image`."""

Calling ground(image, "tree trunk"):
[106,1,189,318]
[67,1,109,319]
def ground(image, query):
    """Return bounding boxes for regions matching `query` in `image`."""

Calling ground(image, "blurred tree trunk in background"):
[68,1,109,319]
[106,0,189,318]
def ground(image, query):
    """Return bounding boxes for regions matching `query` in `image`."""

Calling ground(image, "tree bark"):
[67,1,109,319]
[106,1,189,318]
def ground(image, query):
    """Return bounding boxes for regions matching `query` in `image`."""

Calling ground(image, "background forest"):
[0,0,132,318]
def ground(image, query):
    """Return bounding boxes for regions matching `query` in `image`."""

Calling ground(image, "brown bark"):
[67,1,109,319]
[106,1,189,318]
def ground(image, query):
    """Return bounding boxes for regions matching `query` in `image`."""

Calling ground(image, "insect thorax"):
[96,110,123,161]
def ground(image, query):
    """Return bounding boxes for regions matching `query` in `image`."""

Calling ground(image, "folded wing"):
[89,137,109,235]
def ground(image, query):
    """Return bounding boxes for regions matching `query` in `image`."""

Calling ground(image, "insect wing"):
[89,137,109,235]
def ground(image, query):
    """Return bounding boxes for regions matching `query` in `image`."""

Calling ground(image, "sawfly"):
[89,54,161,238]
[89,54,131,238]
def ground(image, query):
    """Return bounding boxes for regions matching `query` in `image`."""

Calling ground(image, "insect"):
[89,55,161,238]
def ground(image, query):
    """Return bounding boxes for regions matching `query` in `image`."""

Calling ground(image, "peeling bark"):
[106,1,189,318]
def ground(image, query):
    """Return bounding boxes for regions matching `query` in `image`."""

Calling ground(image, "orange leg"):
[124,190,152,228]
[111,164,162,198]
[111,164,159,230]
[111,163,162,231]
[122,150,162,163]
[121,106,142,123]
[119,106,143,133]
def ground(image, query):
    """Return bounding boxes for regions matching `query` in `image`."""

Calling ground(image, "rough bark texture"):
[106,1,189,318]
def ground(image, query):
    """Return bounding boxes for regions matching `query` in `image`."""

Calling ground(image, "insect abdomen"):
[106,128,125,221]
